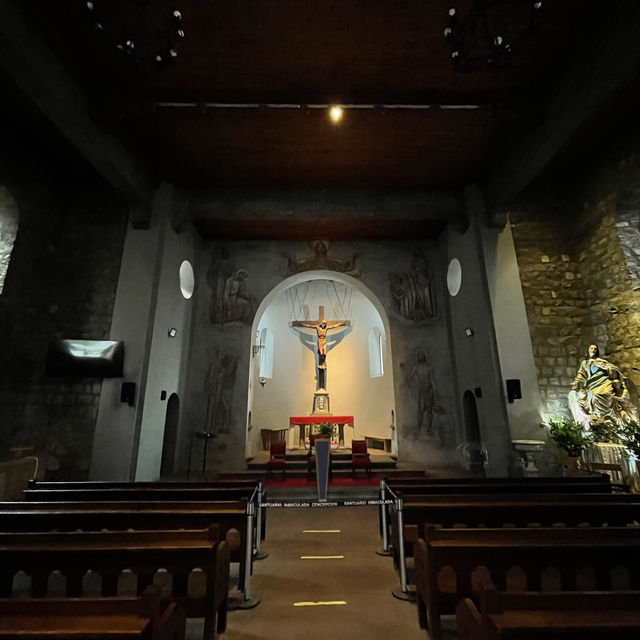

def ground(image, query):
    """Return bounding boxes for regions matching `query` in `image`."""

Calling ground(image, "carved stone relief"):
[400,349,449,444]
[389,252,435,322]
[207,247,254,325]
[282,240,360,278]
[204,350,238,434]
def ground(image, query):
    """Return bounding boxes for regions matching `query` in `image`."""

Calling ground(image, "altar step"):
[246,449,397,477]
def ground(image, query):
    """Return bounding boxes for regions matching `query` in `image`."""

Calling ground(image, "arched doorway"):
[246,271,396,458]
[462,389,485,476]
[160,393,179,478]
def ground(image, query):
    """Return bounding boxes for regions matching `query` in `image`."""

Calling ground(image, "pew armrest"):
[157,602,186,640]
[456,598,484,640]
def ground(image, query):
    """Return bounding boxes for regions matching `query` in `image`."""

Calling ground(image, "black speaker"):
[506,378,522,403]
[121,382,136,407]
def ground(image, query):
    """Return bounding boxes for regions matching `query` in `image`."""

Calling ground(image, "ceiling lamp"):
[444,1,543,72]
[85,1,184,64]
[329,106,344,123]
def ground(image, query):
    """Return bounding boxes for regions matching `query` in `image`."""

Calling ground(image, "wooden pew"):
[456,585,640,640]
[0,527,228,640]
[0,585,185,640]
[25,479,269,545]
[414,526,640,640]
[22,486,266,540]
[0,500,253,592]
[23,486,257,502]
[387,480,613,494]
[386,492,640,581]
[27,478,260,490]
[378,475,614,548]
[384,474,611,488]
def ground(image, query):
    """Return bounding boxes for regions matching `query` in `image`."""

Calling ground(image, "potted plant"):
[316,421,335,438]
[616,421,640,461]
[587,420,617,444]
[544,417,589,468]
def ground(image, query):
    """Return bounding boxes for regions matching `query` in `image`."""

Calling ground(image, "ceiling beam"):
[0,0,155,226]
[188,187,465,239]
[484,1,640,227]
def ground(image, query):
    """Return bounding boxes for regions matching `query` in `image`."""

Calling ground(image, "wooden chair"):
[351,440,371,474]
[266,441,286,474]
[587,462,629,492]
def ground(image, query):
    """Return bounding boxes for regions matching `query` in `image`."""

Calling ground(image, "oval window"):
[179,260,195,299]
[447,258,462,296]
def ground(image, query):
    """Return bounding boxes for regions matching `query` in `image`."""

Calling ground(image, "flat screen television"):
[46,339,124,378]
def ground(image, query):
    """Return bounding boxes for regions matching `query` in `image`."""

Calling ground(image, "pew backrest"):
[415,526,640,640]
[0,527,229,640]
[0,584,185,640]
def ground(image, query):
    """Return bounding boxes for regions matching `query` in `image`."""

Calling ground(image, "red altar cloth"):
[289,415,354,425]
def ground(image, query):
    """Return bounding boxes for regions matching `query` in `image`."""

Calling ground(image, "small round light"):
[86,1,94,10]
[494,35,503,46]
[173,10,182,19]
[329,106,343,123]
[444,27,452,38]
[177,29,185,38]
[155,54,163,62]
[449,7,456,16]
[169,48,178,58]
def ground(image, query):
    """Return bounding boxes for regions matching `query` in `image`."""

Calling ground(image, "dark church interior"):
[2,1,640,638]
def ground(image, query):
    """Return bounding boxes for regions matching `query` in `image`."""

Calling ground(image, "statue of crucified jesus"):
[291,305,350,389]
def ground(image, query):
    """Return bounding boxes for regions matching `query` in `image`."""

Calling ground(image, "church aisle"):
[218,504,432,640]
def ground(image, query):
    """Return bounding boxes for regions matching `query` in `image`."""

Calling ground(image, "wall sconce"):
[258,376,267,387]
[168,327,177,338]
[252,345,264,357]
[465,327,474,337]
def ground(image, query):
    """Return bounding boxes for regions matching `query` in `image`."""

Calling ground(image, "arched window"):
[0,186,20,296]
[259,327,274,379]
[368,327,385,377]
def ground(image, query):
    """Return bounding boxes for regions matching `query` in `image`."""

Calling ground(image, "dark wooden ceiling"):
[20,0,598,191]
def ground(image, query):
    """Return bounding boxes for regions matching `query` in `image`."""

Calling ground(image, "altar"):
[289,415,355,448]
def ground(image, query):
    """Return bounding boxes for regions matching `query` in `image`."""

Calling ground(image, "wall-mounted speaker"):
[121,382,136,407]
[506,378,522,403]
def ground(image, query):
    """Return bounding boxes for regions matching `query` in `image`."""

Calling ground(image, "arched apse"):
[246,270,396,458]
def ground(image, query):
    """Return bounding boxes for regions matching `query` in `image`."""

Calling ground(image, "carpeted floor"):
[210,498,453,640]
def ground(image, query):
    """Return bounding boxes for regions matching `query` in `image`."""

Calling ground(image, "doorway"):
[160,393,179,478]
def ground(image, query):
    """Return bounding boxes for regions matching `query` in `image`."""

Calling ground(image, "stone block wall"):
[0,179,126,479]
[512,176,640,420]
[510,203,588,419]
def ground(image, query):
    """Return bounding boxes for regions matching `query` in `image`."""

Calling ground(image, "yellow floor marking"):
[302,529,341,533]
[300,555,344,559]
[293,601,347,607]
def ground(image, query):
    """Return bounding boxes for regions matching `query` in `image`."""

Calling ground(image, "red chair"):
[351,440,371,474]
[266,441,286,474]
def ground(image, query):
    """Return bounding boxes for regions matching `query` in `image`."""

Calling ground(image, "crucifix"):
[291,305,350,392]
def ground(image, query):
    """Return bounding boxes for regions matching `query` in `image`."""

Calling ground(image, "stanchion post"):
[376,479,392,556]
[232,500,260,609]
[254,480,268,560]
[391,495,415,601]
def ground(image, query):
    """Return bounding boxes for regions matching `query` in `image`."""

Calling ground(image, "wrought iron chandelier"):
[444,0,543,72]
[85,1,184,64]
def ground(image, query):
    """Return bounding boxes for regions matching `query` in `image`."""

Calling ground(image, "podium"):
[314,438,331,501]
